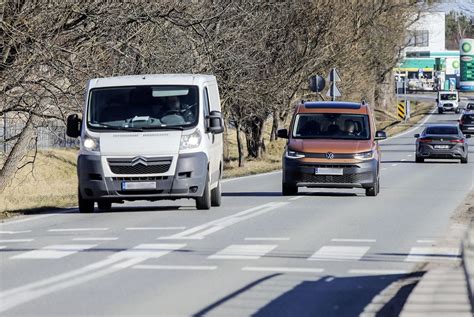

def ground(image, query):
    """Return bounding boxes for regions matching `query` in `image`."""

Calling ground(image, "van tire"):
[282,183,298,196]
[365,178,379,197]
[78,189,94,213]
[196,177,211,210]
[97,201,112,211]
[461,156,468,164]
[211,180,222,207]
[438,108,443,114]
[415,156,424,163]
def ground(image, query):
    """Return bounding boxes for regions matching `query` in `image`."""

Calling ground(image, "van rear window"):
[292,114,370,140]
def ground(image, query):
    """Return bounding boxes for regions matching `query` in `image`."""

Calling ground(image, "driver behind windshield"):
[343,119,357,136]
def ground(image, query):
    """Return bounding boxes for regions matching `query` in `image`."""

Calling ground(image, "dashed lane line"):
[72,237,119,241]
[125,227,186,231]
[133,265,217,271]
[244,237,290,241]
[347,269,409,275]
[209,244,277,260]
[10,244,97,260]
[405,247,460,263]
[309,246,370,261]
[0,230,32,234]
[242,266,324,274]
[0,239,34,243]
[288,196,304,201]
[48,228,109,232]
[331,239,376,243]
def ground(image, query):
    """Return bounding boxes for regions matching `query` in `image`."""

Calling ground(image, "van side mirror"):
[66,114,81,138]
[207,111,224,134]
[414,133,420,138]
[277,129,288,139]
[375,130,387,140]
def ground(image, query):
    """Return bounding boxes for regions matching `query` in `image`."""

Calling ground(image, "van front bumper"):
[283,158,378,189]
[78,152,208,201]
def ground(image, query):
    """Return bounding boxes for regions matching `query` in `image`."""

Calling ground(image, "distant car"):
[415,124,470,163]
[459,112,474,134]
[436,90,460,114]
[465,103,474,112]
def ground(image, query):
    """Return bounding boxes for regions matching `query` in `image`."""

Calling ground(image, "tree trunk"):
[245,118,265,159]
[0,115,36,193]
[235,123,245,167]
[270,110,280,142]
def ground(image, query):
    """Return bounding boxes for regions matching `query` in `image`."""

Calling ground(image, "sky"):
[436,0,474,14]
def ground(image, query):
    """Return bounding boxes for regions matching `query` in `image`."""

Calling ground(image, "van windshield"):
[87,85,199,130]
[440,94,457,101]
[293,114,370,140]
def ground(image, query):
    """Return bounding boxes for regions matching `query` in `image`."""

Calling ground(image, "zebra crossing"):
[1,239,461,266]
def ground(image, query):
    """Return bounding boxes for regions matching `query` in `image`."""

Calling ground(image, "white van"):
[66,74,224,213]
[436,90,460,114]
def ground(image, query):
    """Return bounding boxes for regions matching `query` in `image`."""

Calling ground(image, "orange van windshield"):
[292,113,370,140]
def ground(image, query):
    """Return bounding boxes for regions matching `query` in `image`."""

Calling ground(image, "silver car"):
[415,124,470,163]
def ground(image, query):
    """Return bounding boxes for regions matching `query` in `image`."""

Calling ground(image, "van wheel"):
[365,179,379,197]
[97,201,112,211]
[78,189,94,213]
[438,108,443,114]
[196,177,211,210]
[211,180,222,207]
[461,156,468,164]
[282,183,298,196]
[415,156,424,163]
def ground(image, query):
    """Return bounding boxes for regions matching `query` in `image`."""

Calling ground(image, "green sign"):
[460,39,474,91]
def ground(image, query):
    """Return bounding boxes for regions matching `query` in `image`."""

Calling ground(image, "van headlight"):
[83,136,100,152]
[286,149,305,159]
[353,150,374,160]
[180,129,202,150]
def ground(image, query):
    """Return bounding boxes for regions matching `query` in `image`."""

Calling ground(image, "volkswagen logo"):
[326,152,335,159]
[131,156,148,166]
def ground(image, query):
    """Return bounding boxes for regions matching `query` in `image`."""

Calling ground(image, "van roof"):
[88,74,216,89]
[296,101,369,114]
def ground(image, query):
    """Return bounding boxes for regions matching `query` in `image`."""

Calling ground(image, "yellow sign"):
[397,101,406,120]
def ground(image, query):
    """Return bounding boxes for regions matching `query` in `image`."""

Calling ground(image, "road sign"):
[309,75,325,92]
[326,84,341,98]
[326,68,341,101]
[397,101,406,120]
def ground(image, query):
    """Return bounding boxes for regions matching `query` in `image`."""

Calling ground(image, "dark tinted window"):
[440,94,457,101]
[88,85,199,130]
[425,126,459,135]
[462,114,474,123]
[293,113,370,140]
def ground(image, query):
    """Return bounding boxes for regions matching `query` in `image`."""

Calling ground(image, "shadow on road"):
[193,272,424,317]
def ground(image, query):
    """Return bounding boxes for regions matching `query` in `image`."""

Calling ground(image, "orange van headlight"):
[286,149,305,159]
[353,150,374,160]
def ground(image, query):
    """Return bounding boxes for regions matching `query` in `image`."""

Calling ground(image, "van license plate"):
[434,145,450,149]
[315,168,343,175]
[121,182,156,191]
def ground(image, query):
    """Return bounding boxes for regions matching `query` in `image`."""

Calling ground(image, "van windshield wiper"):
[89,123,143,132]
[140,126,185,130]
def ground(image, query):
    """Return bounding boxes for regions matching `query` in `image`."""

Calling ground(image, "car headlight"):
[353,150,374,160]
[286,149,305,159]
[83,136,100,152]
[180,129,202,150]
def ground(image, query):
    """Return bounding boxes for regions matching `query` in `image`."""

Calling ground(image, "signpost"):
[460,38,474,91]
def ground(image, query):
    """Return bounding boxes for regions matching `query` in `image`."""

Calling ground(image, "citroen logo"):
[131,156,148,166]
[326,152,335,159]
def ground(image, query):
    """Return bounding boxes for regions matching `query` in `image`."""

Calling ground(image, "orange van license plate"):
[315,168,343,175]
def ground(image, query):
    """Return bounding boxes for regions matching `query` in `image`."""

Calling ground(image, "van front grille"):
[108,157,172,175]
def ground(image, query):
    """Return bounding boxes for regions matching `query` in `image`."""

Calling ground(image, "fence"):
[0,116,79,153]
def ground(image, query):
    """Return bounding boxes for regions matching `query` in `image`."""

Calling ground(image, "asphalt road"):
[0,105,472,317]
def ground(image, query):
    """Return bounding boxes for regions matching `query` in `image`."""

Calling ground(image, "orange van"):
[277,101,386,196]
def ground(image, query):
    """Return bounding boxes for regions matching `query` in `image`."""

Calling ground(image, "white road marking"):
[416,239,435,244]
[72,237,118,241]
[0,213,65,226]
[405,247,460,262]
[0,239,34,243]
[160,202,288,240]
[309,246,370,261]
[133,265,217,271]
[221,170,280,183]
[348,269,409,275]
[0,246,6,249]
[331,239,376,243]
[209,244,277,260]
[325,277,335,282]
[125,227,186,231]
[48,228,109,232]
[110,243,186,260]
[401,159,406,161]
[391,164,398,167]
[379,106,436,142]
[242,266,324,273]
[407,154,413,157]
[245,237,290,241]
[10,244,97,259]
[288,196,304,201]
[0,243,186,313]
[0,230,32,234]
